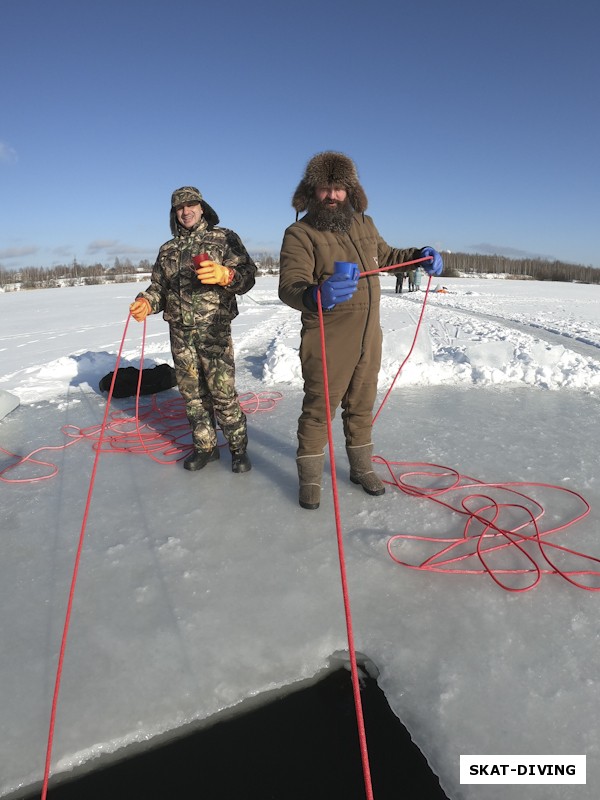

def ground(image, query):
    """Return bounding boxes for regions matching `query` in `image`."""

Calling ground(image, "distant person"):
[278,151,442,509]
[129,186,256,473]
[408,269,416,291]
[413,266,423,290]
[395,271,405,294]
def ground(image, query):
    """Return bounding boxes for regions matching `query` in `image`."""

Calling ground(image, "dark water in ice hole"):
[25,669,450,799]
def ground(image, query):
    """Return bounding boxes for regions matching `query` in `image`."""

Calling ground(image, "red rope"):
[316,290,374,800]
[35,316,282,797]
[0,390,282,481]
[31,258,593,800]
[1,391,282,484]
[314,251,587,794]
[40,313,133,800]
[379,458,597,592]
[360,268,596,593]
[310,255,436,798]
[359,254,433,277]
[0,436,83,483]
[372,273,433,425]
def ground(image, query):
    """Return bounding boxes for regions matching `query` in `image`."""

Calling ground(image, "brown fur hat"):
[291,151,368,214]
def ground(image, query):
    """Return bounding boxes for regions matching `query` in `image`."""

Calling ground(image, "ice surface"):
[1,276,600,799]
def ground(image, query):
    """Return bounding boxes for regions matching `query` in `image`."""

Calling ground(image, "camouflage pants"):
[169,324,248,453]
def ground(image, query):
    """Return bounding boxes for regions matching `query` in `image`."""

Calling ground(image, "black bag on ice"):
[99,364,177,398]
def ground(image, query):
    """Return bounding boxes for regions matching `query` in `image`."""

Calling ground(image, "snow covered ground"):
[1,275,600,798]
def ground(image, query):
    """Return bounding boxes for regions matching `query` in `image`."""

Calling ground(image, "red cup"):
[192,252,211,267]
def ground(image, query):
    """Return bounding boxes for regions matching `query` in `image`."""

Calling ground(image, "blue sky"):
[1,0,598,271]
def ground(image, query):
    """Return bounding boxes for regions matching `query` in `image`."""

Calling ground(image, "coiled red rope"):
[1,372,281,484]
[365,264,597,593]
[0,389,282,483]
[379,458,597,592]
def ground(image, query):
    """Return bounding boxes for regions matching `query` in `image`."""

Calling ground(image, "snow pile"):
[3,278,600,403]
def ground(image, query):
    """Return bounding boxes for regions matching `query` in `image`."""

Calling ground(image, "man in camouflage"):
[130,186,256,473]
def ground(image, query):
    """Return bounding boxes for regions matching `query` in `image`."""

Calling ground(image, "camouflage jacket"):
[138,219,256,328]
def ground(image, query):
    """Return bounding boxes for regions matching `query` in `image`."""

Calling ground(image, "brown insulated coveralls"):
[279,212,420,456]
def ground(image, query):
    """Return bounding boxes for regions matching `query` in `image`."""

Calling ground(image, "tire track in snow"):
[400,295,600,362]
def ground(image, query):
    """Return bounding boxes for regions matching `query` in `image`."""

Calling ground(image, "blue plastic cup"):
[334,261,358,278]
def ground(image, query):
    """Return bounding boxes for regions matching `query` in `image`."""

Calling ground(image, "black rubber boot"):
[231,451,252,473]
[183,446,220,471]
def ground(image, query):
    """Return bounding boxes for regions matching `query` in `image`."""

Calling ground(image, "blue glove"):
[315,272,359,310]
[420,247,443,276]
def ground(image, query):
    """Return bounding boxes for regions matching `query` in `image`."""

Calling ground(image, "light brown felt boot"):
[346,443,385,496]
[296,454,325,510]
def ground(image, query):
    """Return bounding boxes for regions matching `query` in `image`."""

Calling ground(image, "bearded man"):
[278,151,442,510]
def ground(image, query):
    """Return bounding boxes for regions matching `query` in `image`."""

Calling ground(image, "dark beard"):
[306,197,355,233]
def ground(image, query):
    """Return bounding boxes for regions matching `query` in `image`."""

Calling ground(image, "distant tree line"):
[441,252,599,284]
[0,254,276,290]
[1,251,598,290]
[0,257,154,290]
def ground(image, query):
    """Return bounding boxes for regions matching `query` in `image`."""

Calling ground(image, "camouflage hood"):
[169,185,220,237]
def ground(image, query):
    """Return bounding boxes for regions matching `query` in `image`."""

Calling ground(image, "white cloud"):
[468,242,552,260]
[87,239,121,253]
[87,239,155,257]
[0,246,38,260]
